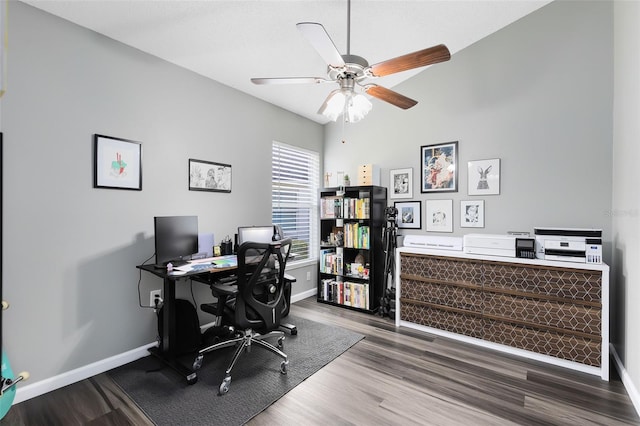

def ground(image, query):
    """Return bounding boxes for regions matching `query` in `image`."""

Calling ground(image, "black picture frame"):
[394,201,422,229]
[189,159,232,193]
[93,134,142,191]
[420,141,458,193]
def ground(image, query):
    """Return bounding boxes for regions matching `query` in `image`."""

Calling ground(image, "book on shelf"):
[321,196,343,219]
[320,247,343,275]
[319,249,336,275]
[341,197,370,219]
[343,281,350,306]
[320,279,369,309]
[343,281,369,309]
[343,223,370,249]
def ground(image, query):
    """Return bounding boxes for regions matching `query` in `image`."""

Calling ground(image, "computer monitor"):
[237,225,275,245]
[154,215,199,266]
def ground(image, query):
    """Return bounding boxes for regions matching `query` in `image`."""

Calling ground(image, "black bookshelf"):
[318,185,387,313]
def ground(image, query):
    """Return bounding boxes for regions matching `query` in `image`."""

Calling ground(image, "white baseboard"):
[14,342,156,405]
[291,288,316,304]
[611,343,640,417]
[13,289,316,405]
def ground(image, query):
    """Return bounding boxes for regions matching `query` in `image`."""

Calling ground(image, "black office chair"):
[193,239,292,395]
[273,225,297,335]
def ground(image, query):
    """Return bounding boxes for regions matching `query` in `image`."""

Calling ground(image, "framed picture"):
[425,199,453,233]
[421,141,458,193]
[389,168,413,199]
[93,134,142,190]
[460,200,485,228]
[468,158,500,195]
[189,159,231,193]
[394,201,421,229]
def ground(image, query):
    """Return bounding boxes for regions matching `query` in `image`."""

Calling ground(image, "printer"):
[463,234,537,259]
[403,235,463,251]
[464,234,516,257]
[534,227,602,264]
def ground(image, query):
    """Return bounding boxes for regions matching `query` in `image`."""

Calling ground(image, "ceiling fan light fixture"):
[319,88,372,123]
[318,89,345,121]
[344,91,372,123]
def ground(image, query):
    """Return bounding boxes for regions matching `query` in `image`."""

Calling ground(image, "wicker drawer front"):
[484,293,601,335]
[483,262,601,302]
[402,279,483,313]
[401,254,482,285]
[484,318,601,367]
[401,303,483,339]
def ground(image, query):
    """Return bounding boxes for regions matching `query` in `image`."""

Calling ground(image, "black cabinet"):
[318,185,387,313]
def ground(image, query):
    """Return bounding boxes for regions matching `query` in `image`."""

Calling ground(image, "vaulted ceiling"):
[23,0,552,124]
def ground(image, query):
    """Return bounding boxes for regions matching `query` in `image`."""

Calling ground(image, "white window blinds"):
[272,141,319,262]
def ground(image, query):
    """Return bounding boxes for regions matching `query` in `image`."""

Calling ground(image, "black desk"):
[137,260,236,384]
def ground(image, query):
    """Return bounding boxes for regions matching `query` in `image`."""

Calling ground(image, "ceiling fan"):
[251,0,451,122]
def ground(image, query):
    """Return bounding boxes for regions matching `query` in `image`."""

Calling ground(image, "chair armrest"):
[284,273,296,283]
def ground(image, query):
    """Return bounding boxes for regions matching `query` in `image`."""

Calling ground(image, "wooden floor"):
[4,297,639,425]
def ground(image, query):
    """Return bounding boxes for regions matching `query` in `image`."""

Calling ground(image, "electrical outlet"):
[306,271,311,281]
[150,289,162,307]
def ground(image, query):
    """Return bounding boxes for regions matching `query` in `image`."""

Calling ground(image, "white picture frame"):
[425,199,453,233]
[389,168,413,199]
[394,201,421,229]
[468,158,500,195]
[460,200,485,228]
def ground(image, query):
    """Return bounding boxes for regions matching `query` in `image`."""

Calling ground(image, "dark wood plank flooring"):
[3,297,639,425]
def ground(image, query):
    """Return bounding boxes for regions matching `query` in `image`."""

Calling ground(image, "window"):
[272,141,319,263]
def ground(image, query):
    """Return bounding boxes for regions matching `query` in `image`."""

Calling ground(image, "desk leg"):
[162,276,174,354]
[147,276,198,385]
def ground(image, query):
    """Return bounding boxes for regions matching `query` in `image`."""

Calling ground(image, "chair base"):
[193,328,288,395]
[280,322,297,335]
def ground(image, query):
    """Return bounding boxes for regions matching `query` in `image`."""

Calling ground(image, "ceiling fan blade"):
[251,77,332,85]
[367,44,451,77]
[297,22,345,68]
[365,85,418,109]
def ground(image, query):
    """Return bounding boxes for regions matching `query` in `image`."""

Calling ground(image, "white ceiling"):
[22,0,552,124]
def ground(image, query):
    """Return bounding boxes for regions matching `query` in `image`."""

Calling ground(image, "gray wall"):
[612,0,640,407]
[1,2,322,385]
[324,0,613,261]
[324,0,640,406]
[5,0,640,412]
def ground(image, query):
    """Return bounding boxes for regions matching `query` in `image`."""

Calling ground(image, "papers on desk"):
[174,255,238,272]
[211,255,237,268]
[174,263,213,273]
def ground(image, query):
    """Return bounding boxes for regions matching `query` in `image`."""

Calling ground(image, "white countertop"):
[397,246,609,272]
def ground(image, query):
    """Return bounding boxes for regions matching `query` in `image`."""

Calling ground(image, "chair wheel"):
[192,354,203,371]
[219,376,231,395]
[277,336,285,348]
[290,328,298,336]
[280,360,288,374]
